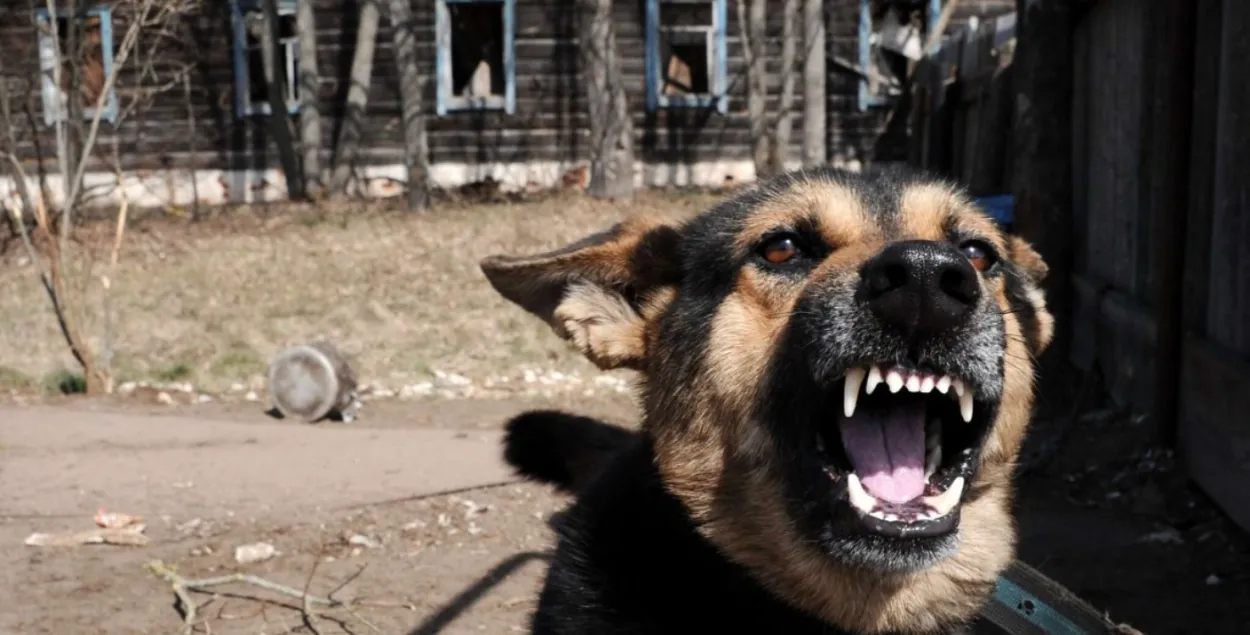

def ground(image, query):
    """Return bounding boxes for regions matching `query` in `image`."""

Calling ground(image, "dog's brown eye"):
[960,241,995,272]
[761,236,800,264]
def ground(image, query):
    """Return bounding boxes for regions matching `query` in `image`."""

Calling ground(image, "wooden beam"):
[1010,0,1076,377]
[1147,0,1198,447]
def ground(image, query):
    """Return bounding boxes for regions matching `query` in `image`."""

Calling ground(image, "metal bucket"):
[266,342,361,423]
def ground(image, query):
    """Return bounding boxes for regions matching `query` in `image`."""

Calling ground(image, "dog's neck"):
[556,434,1001,635]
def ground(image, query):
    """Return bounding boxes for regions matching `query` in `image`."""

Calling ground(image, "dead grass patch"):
[0,190,720,392]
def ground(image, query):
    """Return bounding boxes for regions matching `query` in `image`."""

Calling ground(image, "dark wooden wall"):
[912,0,1250,532]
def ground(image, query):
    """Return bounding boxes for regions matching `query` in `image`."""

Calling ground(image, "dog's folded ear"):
[1007,235,1048,285]
[480,215,684,371]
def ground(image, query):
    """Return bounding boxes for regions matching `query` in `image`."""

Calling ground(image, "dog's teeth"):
[843,367,866,417]
[847,473,878,512]
[952,378,966,398]
[866,366,884,394]
[959,388,974,423]
[936,376,952,394]
[884,513,900,522]
[925,419,942,479]
[920,376,935,393]
[905,374,921,393]
[923,477,965,516]
[885,370,905,393]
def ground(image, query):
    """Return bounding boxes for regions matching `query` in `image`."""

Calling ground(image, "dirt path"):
[2,397,1247,635]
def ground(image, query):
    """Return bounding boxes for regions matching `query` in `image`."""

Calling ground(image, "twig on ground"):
[145,559,340,633]
[145,558,405,634]
[300,550,326,635]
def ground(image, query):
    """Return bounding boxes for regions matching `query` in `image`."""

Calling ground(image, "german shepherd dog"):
[480,167,1054,635]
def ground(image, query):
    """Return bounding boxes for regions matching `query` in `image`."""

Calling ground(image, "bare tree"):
[386,0,430,211]
[2,0,195,394]
[769,0,799,174]
[578,0,634,199]
[295,0,323,195]
[801,0,825,167]
[739,0,802,179]
[738,0,769,178]
[328,0,379,196]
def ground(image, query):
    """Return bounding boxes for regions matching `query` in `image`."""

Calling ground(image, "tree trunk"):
[739,0,770,179]
[261,0,306,200]
[801,0,825,167]
[769,0,800,174]
[578,0,634,199]
[328,0,379,195]
[296,0,323,196]
[386,0,430,211]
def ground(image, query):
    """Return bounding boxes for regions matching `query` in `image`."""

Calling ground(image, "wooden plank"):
[1146,0,1198,446]
[1182,0,1224,336]
[1070,274,1157,411]
[1179,334,1250,532]
[1205,0,1250,356]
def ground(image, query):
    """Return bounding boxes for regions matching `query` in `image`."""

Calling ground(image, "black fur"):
[503,410,638,495]
[505,413,984,635]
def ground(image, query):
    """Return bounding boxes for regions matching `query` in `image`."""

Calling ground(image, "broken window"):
[37,6,117,125]
[645,0,727,113]
[231,0,300,117]
[435,0,517,114]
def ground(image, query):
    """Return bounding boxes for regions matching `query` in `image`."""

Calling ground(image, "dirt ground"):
[2,195,1248,634]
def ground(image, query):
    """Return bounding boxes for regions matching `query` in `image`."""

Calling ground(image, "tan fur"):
[737,179,875,252]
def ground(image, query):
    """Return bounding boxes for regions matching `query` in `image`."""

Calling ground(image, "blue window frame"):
[858,0,941,111]
[435,0,516,115]
[230,0,300,118]
[36,6,118,125]
[644,0,727,114]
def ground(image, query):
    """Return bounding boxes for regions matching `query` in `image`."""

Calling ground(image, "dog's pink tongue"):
[839,401,926,504]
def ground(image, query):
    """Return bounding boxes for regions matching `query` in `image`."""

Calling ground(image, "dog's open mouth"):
[816,365,991,538]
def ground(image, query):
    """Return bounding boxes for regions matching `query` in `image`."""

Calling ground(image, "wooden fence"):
[909,0,1250,532]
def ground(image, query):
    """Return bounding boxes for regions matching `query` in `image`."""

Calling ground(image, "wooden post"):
[260,0,306,201]
[801,0,826,167]
[1147,0,1198,447]
[578,0,635,199]
[1010,0,1075,373]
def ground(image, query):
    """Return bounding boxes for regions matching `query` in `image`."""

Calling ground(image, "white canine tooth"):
[847,474,878,512]
[959,388,974,423]
[936,376,952,394]
[922,476,966,516]
[866,366,884,394]
[884,513,900,522]
[905,375,921,393]
[920,376,936,393]
[885,370,905,393]
[952,378,966,398]
[843,367,867,417]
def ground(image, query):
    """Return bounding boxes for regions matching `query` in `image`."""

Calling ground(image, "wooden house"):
[0,0,1013,208]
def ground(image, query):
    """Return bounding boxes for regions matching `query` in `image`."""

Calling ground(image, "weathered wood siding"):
[0,0,951,184]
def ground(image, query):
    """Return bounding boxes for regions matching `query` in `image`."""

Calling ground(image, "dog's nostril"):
[939,266,977,305]
[867,261,909,297]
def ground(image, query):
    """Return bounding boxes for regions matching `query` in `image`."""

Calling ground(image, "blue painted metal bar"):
[713,0,727,114]
[992,576,1090,635]
[857,0,872,111]
[503,0,516,114]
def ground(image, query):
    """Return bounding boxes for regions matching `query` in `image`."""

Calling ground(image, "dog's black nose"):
[860,240,981,337]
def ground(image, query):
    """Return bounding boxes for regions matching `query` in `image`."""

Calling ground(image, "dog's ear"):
[480,215,683,371]
[1007,235,1048,285]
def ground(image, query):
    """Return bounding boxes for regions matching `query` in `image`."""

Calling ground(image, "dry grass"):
[0,190,721,392]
